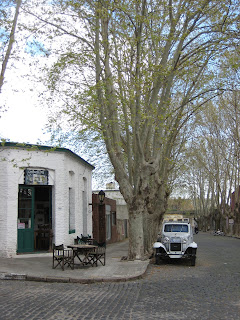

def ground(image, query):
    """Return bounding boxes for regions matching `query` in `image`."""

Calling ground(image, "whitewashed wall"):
[0,145,93,257]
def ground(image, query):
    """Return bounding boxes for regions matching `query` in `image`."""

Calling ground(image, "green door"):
[17,187,34,253]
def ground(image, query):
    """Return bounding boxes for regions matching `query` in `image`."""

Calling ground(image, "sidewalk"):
[0,240,149,284]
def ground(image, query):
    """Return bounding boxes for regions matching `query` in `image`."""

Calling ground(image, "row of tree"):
[184,83,240,233]
[181,44,240,231]
[1,0,240,258]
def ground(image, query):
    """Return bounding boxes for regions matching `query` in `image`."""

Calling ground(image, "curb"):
[0,264,149,284]
[0,273,26,280]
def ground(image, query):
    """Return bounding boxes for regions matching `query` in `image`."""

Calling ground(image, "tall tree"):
[23,0,238,259]
[0,0,22,93]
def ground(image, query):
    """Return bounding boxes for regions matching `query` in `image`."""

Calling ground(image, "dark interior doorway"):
[34,186,52,251]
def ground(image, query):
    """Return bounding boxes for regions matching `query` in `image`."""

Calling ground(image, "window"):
[164,224,188,233]
[112,212,116,226]
[69,187,75,233]
[82,177,88,236]
[106,205,111,240]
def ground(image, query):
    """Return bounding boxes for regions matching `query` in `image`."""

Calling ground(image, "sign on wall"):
[24,169,49,185]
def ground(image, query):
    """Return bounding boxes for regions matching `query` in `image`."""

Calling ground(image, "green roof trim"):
[1,142,95,170]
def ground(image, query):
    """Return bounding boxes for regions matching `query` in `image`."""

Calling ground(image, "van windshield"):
[164,224,188,232]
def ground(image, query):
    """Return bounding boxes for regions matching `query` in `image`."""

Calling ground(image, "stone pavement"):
[0,240,149,283]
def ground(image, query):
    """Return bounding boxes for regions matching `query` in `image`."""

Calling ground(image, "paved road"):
[0,233,239,320]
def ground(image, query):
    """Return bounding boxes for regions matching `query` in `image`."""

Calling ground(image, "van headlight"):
[182,238,187,244]
[163,237,169,243]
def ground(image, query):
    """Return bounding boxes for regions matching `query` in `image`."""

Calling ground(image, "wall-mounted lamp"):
[98,190,105,204]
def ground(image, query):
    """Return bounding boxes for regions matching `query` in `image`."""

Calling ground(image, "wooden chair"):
[88,241,106,267]
[52,244,74,271]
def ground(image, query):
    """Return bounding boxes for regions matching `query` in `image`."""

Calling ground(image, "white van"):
[153,221,197,266]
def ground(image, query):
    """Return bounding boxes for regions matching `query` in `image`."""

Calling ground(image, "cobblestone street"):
[0,233,240,320]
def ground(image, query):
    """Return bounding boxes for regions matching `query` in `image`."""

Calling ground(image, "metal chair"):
[76,235,94,245]
[52,244,74,271]
[75,235,87,244]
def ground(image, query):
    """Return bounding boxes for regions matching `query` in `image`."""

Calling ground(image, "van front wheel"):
[190,256,196,266]
[155,256,162,265]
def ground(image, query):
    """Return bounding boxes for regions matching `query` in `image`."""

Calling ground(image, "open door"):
[17,187,34,253]
[34,186,52,251]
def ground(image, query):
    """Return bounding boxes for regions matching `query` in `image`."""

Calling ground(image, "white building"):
[0,142,94,258]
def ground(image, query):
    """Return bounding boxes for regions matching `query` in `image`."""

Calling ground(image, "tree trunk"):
[128,197,145,260]
[0,0,22,93]
[127,179,169,259]
[143,214,160,255]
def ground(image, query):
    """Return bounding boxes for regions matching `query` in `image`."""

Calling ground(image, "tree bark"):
[128,199,145,260]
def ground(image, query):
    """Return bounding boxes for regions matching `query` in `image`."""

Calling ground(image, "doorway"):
[34,186,52,251]
[17,185,52,253]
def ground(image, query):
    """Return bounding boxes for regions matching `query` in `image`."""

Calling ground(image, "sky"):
[0,35,51,145]
[0,64,51,145]
[0,86,49,145]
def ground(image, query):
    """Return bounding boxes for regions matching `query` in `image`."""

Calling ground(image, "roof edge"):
[1,142,95,170]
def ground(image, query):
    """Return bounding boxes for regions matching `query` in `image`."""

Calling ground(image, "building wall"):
[105,197,117,243]
[103,190,129,220]
[92,194,118,244]
[101,190,129,241]
[93,189,129,242]
[0,156,19,258]
[229,188,240,237]
[0,145,93,257]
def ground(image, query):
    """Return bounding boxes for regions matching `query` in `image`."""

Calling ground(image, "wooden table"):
[67,244,97,267]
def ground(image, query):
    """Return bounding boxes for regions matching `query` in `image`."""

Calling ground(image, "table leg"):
[73,249,84,267]
[82,251,95,267]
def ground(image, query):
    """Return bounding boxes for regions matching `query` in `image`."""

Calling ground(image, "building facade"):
[92,193,117,244]
[93,183,129,242]
[0,143,94,258]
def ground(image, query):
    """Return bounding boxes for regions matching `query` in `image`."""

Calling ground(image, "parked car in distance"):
[153,221,197,266]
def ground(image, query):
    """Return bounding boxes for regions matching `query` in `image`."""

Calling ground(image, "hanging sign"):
[24,169,49,185]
